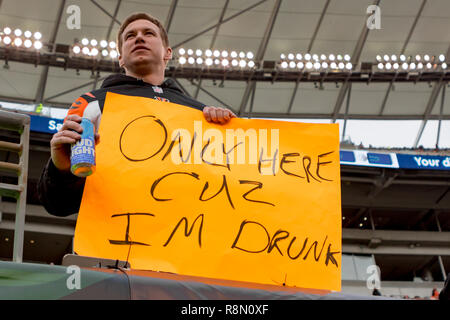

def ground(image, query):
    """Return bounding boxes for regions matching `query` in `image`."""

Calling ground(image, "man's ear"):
[164,47,173,63]
[118,54,124,68]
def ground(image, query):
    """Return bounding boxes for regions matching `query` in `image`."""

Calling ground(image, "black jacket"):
[38,74,206,216]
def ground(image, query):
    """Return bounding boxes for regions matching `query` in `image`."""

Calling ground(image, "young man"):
[38,12,236,216]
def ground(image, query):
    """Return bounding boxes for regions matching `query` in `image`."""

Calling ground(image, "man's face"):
[119,19,172,75]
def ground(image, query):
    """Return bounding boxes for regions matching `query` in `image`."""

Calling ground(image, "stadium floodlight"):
[109,42,117,49]
[415,55,421,61]
[290,61,296,68]
[110,50,118,58]
[14,37,22,47]
[14,28,22,37]
[329,54,336,61]
[337,54,343,61]
[312,54,319,61]
[344,54,351,61]
[196,57,203,64]
[426,62,432,69]
[390,55,397,61]
[376,55,382,62]
[383,54,390,61]
[73,45,81,54]
[402,62,408,70]
[288,53,294,60]
[304,53,311,61]
[424,54,430,61]
[338,62,345,69]
[186,49,193,56]
[178,48,185,55]
[442,62,447,69]
[345,62,352,70]
[320,54,327,61]
[101,49,108,57]
[188,57,195,64]
[33,40,42,50]
[24,30,32,38]
[400,55,406,62]
[90,39,98,47]
[3,27,11,35]
[3,36,11,45]
[377,63,384,69]
[330,62,337,69]
[205,58,213,66]
[322,62,328,68]
[305,61,313,69]
[221,59,229,67]
[410,62,416,70]
[247,51,254,59]
[297,61,304,69]
[417,62,423,69]
[91,48,99,56]
[100,40,108,48]
[280,53,286,59]
[230,51,238,58]
[296,53,303,60]
[314,62,320,69]
[179,56,186,64]
[24,39,32,48]
[34,32,42,40]
[439,54,445,62]
[214,58,220,65]
[196,49,202,56]
[205,49,212,57]
[82,46,90,55]
[385,62,392,70]
[393,63,399,70]
[248,61,255,68]
[240,60,247,68]
[81,38,89,46]
[221,50,228,58]
[239,51,245,58]
[213,50,220,57]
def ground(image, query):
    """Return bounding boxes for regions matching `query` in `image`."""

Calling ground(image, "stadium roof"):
[0,0,449,147]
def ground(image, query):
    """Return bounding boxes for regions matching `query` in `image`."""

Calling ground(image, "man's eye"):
[126,34,134,39]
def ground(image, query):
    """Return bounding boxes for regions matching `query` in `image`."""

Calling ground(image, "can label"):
[71,118,96,176]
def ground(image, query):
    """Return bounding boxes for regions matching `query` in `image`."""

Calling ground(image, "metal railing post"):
[0,110,30,263]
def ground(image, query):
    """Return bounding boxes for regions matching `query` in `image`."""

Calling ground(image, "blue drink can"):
[70,118,96,177]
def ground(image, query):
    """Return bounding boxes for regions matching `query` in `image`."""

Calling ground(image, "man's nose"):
[134,32,145,43]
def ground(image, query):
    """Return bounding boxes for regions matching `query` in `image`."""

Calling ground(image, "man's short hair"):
[117,12,169,54]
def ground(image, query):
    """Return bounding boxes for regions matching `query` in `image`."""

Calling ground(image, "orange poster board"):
[74,92,342,291]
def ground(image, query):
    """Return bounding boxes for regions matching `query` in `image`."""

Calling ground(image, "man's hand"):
[203,106,236,124]
[50,114,100,172]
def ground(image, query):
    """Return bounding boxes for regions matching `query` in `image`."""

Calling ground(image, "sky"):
[1,100,449,150]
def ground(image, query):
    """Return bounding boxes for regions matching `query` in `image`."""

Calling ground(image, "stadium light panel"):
[13,37,22,47]
[33,40,42,50]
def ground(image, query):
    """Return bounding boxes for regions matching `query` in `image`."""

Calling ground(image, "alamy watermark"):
[66,265,81,290]
[120,119,280,175]
[66,4,81,30]
[367,5,381,30]
[366,264,381,290]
